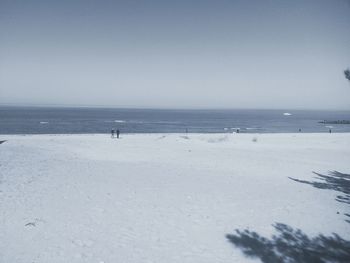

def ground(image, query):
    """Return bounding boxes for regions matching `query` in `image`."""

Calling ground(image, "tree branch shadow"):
[289,171,350,205]
[289,171,350,223]
[226,223,350,263]
[226,171,350,262]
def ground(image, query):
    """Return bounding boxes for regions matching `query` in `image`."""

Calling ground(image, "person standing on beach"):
[116,129,120,139]
[111,129,115,138]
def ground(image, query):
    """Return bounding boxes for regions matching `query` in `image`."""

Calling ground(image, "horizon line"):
[1,103,350,112]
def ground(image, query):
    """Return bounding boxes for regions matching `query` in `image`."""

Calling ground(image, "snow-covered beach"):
[1,133,350,262]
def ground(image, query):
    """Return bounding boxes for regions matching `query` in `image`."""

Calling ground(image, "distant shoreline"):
[1,132,350,137]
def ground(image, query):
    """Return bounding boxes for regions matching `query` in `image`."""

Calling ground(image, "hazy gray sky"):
[1,0,350,109]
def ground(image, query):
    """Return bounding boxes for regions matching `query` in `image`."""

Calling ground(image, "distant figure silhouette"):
[116,129,120,139]
[329,129,332,133]
[299,128,301,132]
[111,129,115,138]
[236,129,240,133]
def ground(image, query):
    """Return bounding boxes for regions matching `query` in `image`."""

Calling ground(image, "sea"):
[1,106,350,134]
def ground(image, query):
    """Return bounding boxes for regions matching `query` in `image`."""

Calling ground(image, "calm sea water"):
[0,106,350,134]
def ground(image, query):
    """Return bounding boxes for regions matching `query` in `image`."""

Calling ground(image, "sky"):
[0,0,350,110]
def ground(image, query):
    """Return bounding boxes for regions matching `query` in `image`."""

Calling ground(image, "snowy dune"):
[1,133,350,262]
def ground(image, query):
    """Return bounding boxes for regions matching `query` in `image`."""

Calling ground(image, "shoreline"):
[1,131,350,136]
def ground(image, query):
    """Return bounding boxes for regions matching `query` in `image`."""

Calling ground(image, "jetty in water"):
[319,120,350,124]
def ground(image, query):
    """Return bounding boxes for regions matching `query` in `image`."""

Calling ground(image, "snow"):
[0,133,349,262]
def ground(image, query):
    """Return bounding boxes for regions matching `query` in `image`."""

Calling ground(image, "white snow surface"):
[0,133,349,262]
